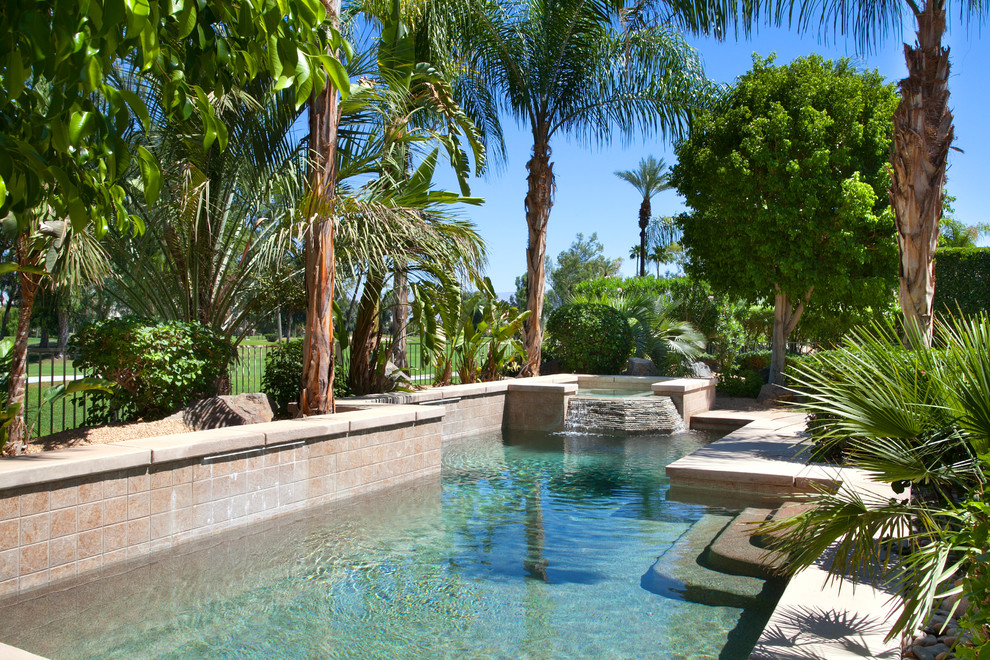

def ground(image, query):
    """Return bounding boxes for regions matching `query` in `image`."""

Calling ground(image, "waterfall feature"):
[564,396,683,434]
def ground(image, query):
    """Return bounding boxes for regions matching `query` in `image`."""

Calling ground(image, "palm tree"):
[658,0,985,344]
[615,156,673,277]
[455,0,713,375]
[300,0,346,415]
[107,76,305,344]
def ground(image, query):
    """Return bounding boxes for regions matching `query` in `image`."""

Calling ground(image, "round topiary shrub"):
[544,303,633,374]
[261,339,304,418]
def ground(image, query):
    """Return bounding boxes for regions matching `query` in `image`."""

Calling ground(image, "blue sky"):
[441,20,990,293]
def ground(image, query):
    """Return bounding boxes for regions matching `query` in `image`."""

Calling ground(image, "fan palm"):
[615,156,673,277]
[763,315,990,642]
[453,0,715,375]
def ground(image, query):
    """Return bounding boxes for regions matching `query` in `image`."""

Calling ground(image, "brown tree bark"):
[520,137,555,377]
[768,286,813,386]
[348,273,386,396]
[5,237,43,452]
[300,0,343,415]
[890,0,952,346]
[390,269,409,370]
[638,197,651,278]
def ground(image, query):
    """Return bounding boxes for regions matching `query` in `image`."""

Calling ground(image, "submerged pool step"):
[704,508,788,580]
[641,513,771,609]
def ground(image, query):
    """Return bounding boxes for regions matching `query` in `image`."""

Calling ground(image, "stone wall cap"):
[249,418,349,446]
[651,378,715,394]
[0,444,152,490]
[506,382,578,394]
[114,427,265,463]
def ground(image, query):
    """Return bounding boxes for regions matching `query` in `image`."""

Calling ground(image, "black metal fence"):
[22,339,463,440]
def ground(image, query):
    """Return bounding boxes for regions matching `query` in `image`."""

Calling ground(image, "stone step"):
[641,513,771,609]
[705,507,789,580]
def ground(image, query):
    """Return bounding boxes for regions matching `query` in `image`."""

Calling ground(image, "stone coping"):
[0,404,437,491]
[666,407,902,658]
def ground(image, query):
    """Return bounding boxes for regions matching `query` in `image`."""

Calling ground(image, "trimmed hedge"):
[934,247,990,316]
[545,303,633,374]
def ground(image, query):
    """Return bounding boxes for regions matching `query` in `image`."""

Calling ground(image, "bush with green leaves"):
[544,304,633,374]
[716,369,763,398]
[934,247,990,316]
[72,318,235,423]
[735,350,772,372]
[261,340,304,418]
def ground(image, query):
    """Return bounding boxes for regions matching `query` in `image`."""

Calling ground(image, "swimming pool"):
[0,428,781,659]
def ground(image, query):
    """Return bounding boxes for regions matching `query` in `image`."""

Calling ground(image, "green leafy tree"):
[548,233,621,311]
[615,156,673,277]
[672,55,899,385]
[660,0,988,343]
[454,0,715,375]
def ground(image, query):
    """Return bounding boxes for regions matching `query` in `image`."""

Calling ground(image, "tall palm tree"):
[656,0,985,344]
[454,0,714,376]
[615,156,672,277]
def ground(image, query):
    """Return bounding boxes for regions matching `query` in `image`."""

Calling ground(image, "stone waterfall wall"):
[565,396,683,434]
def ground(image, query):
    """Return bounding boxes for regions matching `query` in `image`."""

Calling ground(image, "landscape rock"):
[757,383,797,404]
[625,357,659,377]
[178,393,274,430]
[687,361,713,378]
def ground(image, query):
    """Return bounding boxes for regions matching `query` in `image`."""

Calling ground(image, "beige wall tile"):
[0,520,18,552]
[77,529,103,559]
[78,480,103,503]
[126,518,150,546]
[127,492,150,520]
[77,502,102,532]
[19,542,49,574]
[19,491,49,516]
[104,523,127,551]
[50,484,79,510]
[103,496,126,525]
[19,569,49,591]
[0,548,17,581]
[50,508,76,538]
[50,535,77,567]
[20,513,49,545]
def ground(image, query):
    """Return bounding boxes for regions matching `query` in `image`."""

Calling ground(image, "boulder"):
[687,361,713,378]
[756,384,797,405]
[625,357,659,377]
[180,393,274,430]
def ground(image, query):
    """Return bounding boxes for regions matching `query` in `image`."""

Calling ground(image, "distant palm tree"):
[628,244,641,276]
[454,0,713,375]
[616,157,673,277]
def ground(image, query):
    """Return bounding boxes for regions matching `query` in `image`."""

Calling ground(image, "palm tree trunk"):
[56,302,69,359]
[768,286,813,385]
[390,268,408,370]
[890,0,952,346]
[0,293,13,338]
[639,198,651,278]
[300,0,342,415]
[521,137,555,377]
[348,273,385,396]
[6,239,42,452]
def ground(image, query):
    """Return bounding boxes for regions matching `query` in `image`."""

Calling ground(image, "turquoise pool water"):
[0,429,782,659]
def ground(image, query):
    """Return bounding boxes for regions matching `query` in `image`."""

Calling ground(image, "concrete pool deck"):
[668,407,902,659]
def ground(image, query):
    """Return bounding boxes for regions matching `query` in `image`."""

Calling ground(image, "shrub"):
[72,318,235,423]
[544,303,633,374]
[735,350,772,372]
[264,333,278,343]
[716,369,763,398]
[934,247,990,316]
[261,340,303,417]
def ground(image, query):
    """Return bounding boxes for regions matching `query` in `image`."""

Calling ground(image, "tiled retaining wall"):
[0,406,442,599]
[340,381,510,441]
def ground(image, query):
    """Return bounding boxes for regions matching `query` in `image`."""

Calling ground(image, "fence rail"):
[22,339,463,440]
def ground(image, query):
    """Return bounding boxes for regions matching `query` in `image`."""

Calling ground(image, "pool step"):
[705,508,787,580]
[641,513,771,609]
[704,501,813,580]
